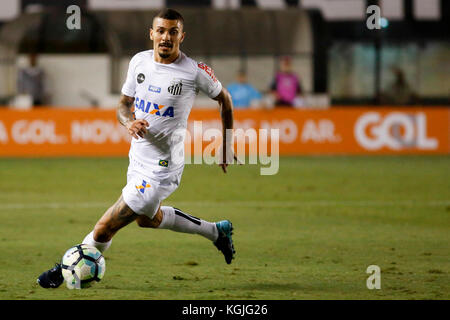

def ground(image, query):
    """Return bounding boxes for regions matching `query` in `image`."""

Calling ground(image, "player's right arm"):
[118,53,148,139]
[117,94,148,139]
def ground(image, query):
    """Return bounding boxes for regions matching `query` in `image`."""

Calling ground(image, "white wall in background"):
[15,52,316,108]
[17,54,121,108]
[0,0,20,21]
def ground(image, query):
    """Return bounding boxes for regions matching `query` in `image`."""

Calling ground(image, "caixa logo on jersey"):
[354,112,438,151]
[134,97,174,118]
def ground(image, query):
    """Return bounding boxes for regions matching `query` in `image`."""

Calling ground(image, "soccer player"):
[37,8,236,288]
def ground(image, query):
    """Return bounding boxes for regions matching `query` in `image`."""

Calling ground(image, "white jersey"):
[121,50,222,174]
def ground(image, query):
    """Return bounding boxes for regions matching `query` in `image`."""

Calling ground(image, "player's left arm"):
[213,87,237,174]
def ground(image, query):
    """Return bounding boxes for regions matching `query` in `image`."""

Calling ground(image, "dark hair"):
[153,8,184,26]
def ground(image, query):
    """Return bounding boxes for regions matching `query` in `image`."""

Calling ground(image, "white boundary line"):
[0,200,449,210]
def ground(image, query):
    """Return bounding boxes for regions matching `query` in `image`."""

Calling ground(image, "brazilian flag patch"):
[159,159,169,167]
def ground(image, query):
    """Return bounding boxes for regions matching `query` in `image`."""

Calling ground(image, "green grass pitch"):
[0,156,448,300]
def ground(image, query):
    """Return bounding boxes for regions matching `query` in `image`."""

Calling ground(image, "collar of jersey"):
[149,50,183,66]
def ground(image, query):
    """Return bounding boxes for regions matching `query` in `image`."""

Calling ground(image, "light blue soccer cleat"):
[214,220,235,264]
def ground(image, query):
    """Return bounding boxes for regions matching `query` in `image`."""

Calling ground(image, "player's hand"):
[126,119,149,139]
[219,154,242,174]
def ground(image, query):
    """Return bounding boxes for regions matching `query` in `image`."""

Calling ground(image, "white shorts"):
[122,163,182,218]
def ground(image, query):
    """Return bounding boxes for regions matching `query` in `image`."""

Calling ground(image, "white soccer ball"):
[61,244,106,289]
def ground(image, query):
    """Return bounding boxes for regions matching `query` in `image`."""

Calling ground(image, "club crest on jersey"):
[136,180,151,194]
[137,73,145,84]
[134,97,174,118]
[168,79,182,96]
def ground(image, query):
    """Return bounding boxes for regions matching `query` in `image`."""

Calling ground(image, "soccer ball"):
[61,244,106,289]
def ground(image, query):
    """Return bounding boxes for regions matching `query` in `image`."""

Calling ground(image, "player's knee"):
[136,216,160,228]
[136,217,154,228]
[136,209,162,228]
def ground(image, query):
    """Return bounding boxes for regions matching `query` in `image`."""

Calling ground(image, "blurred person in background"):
[226,69,262,109]
[17,53,47,106]
[381,67,417,105]
[270,56,303,108]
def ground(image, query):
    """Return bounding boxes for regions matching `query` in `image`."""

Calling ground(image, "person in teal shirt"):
[226,70,262,108]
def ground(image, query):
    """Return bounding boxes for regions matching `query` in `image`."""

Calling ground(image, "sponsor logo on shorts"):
[137,73,145,84]
[148,85,161,93]
[136,180,151,193]
[159,160,169,167]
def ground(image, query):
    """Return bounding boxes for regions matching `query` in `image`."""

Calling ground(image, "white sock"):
[82,231,112,253]
[158,206,218,242]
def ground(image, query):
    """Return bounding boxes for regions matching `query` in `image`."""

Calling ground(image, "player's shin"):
[158,206,218,241]
[82,231,112,253]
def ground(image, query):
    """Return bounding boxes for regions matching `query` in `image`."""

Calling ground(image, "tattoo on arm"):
[117,95,135,128]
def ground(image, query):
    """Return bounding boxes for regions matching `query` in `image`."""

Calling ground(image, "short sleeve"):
[121,55,138,97]
[195,62,222,99]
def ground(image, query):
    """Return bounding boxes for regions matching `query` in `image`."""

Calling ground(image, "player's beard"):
[158,43,173,59]
[158,51,171,59]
